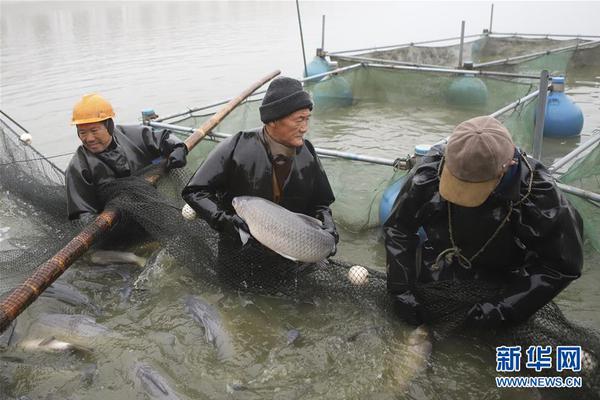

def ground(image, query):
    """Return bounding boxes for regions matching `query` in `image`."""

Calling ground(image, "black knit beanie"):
[259,76,313,123]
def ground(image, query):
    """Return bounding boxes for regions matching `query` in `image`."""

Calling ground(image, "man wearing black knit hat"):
[182,76,337,284]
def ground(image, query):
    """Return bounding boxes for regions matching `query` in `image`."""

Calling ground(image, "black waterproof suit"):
[182,127,336,235]
[384,145,583,328]
[66,124,185,220]
[182,127,336,289]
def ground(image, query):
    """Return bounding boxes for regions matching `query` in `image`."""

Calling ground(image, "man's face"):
[267,108,311,148]
[77,122,112,153]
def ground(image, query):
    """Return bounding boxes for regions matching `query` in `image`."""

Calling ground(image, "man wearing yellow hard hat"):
[66,93,188,220]
[384,115,583,329]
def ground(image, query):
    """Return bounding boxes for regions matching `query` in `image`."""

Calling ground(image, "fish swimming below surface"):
[389,325,432,392]
[18,336,93,356]
[42,280,101,314]
[89,250,147,267]
[232,196,335,263]
[134,362,182,400]
[27,314,115,347]
[184,295,234,361]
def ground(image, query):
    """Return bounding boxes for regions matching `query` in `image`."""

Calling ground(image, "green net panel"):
[559,142,600,252]
[333,35,600,77]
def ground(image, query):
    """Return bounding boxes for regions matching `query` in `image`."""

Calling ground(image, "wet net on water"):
[2,103,600,398]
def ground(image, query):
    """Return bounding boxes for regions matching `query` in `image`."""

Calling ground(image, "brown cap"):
[440,116,515,207]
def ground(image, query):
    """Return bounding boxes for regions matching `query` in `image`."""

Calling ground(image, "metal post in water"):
[296,0,308,77]
[458,20,466,68]
[321,15,326,50]
[532,70,550,160]
[489,4,494,33]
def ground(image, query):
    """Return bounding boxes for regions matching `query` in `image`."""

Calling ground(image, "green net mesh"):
[334,35,600,76]
[559,141,600,252]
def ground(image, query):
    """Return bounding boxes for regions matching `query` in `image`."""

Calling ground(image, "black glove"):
[222,214,250,239]
[317,210,339,257]
[466,302,508,329]
[166,146,188,170]
[391,291,424,326]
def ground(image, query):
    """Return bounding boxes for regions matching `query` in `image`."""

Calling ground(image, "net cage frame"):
[327,32,600,68]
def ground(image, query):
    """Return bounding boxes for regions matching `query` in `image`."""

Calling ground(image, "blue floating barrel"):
[379,174,408,226]
[304,56,332,82]
[379,145,431,226]
[446,75,488,107]
[311,75,353,108]
[543,77,584,138]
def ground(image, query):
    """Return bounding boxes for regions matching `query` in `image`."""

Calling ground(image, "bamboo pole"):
[0,70,281,333]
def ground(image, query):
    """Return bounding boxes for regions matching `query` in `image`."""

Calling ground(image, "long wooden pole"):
[0,70,281,333]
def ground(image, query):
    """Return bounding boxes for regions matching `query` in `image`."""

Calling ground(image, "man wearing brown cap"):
[384,115,583,328]
[182,77,337,282]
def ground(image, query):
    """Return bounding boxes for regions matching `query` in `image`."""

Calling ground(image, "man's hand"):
[466,302,507,329]
[166,146,188,170]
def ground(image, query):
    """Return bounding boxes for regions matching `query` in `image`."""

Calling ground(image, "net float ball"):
[181,203,197,220]
[19,133,32,145]
[348,265,369,286]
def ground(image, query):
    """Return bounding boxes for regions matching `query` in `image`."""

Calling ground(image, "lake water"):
[1,2,599,399]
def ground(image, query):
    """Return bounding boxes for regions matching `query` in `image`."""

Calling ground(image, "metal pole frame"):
[458,20,466,68]
[532,70,549,160]
[489,4,494,33]
[364,62,540,80]
[156,64,363,124]
[296,0,308,77]
[550,131,600,174]
[328,33,483,56]
[321,15,326,50]
[473,39,600,69]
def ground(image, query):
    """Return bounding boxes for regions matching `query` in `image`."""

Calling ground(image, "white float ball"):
[181,203,197,220]
[20,133,32,145]
[348,265,369,286]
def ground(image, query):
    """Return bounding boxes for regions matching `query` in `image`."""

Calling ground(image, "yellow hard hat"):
[71,93,115,125]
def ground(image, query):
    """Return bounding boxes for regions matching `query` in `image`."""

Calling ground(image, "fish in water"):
[231,196,335,263]
[134,362,182,400]
[0,320,16,349]
[89,250,147,267]
[390,325,432,391]
[184,295,234,361]
[18,336,93,356]
[28,314,114,347]
[42,280,100,314]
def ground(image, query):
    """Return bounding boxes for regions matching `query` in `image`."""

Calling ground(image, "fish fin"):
[277,252,300,262]
[238,229,251,245]
[294,213,323,228]
[134,256,147,268]
[38,336,57,346]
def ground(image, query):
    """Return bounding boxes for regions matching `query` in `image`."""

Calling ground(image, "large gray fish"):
[390,325,432,391]
[89,250,147,267]
[184,295,234,361]
[28,314,115,347]
[231,196,335,263]
[134,362,182,400]
[42,281,100,314]
[18,336,93,356]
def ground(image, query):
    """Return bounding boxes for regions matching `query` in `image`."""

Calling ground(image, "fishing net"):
[2,100,600,398]
[559,138,600,252]
[334,35,600,75]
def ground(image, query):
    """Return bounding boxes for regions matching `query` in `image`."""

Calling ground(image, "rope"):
[434,151,535,270]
